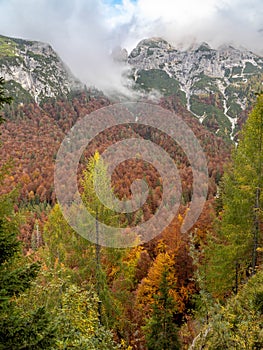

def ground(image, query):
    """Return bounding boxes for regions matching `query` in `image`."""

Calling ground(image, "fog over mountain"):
[0,0,262,93]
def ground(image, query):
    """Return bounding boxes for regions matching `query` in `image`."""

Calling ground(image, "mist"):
[0,0,262,94]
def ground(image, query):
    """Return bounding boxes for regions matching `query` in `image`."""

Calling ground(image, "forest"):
[0,76,262,349]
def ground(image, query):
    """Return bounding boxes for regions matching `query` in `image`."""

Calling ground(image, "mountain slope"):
[128,37,263,139]
[0,34,83,103]
[1,34,262,141]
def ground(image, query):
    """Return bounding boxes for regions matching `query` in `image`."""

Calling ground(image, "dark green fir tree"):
[144,268,180,350]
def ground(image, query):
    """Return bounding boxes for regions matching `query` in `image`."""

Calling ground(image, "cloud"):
[0,0,262,94]
[110,0,263,54]
[0,0,134,95]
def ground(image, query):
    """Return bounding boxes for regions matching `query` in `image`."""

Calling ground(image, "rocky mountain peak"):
[137,37,171,48]
[128,37,263,139]
[0,34,83,103]
[0,33,262,141]
[129,37,174,59]
[194,42,212,52]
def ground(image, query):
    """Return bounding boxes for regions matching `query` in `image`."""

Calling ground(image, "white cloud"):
[0,0,262,93]
[110,0,263,53]
[0,0,132,94]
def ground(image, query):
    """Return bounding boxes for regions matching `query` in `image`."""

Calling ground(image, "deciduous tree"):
[0,78,56,349]
[204,93,263,296]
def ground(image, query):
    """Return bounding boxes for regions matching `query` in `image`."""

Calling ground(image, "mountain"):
[0,34,262,350]
[1,34,262,140]
[0,35,231,207]
[0,34,83,103]
[128,37,263,139]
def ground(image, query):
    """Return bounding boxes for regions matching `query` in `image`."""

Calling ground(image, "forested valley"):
[0,76,262,349]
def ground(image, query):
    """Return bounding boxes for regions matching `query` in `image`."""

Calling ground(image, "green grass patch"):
[11,37,35,47]
[147,48,154,56]
[4,80,34,105]
[243,62,259,74]
[193,74,220,92]
[0,55,23,67]
[227,100,242,118]
[232,66,242,75]
[195,44,211,52]
[228,76,244,83]
[0,36,17,58]
[190,95,231,136]
[136,69,185,98]
[224,68,231,77]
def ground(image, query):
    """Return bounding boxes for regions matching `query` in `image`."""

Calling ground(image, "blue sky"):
[0,0,262,91]
[109,0,129,4]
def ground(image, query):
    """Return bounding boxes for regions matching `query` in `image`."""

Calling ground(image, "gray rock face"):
[0,35,83,103]
[128,37,263,138]
[1,34,262,139]
[129,38,262,84]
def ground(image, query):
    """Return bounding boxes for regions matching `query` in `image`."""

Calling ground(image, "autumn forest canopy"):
[0,74,262,350]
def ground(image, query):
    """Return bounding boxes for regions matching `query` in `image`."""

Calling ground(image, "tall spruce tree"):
[205,93,263,296]
[0,77,56,349]
[144,267,180,350]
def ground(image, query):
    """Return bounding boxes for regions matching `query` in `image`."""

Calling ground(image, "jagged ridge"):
[0,34,83,103]
[128,37,263,139]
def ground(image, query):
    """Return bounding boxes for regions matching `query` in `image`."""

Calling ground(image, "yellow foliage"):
[136,250,177,312]
[28,190,34,200]
[178,213,183,224]
[120,339,133,350]
[94,150,100,162]
[21,173,30,184]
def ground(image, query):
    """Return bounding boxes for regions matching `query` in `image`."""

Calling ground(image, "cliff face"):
[128,37,263,138]
[1,34,262,139]
[0,35,83,103]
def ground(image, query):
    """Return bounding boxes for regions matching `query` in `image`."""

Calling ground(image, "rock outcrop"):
[0,34,83,103]
[128,37,263,138]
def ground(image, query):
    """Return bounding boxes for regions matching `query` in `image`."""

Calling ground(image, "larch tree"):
[204,93,263,296]
[81,151,126,327]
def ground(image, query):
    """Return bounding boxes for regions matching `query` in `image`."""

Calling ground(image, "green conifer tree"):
[144,268,180,350]
[205,94,263,296]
